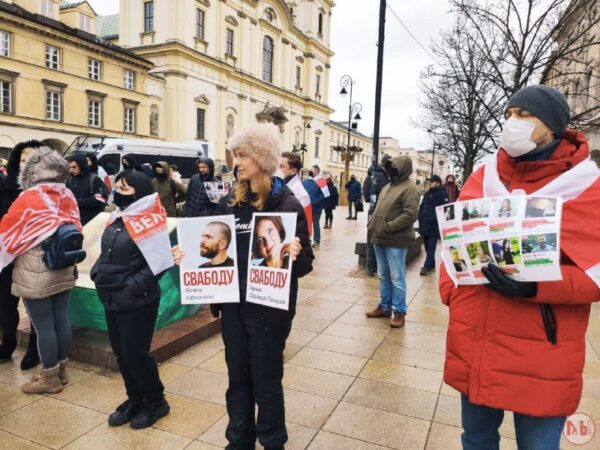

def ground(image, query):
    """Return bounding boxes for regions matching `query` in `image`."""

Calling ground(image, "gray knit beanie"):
[505,85,570,138]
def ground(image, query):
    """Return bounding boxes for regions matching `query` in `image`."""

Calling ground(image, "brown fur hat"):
[227,123,282,175]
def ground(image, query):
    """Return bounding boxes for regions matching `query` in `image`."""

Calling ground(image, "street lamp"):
[292,120,312,173]
[338,75,363,188]
[427,128,442,178]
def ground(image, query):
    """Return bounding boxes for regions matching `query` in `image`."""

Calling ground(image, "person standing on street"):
[440,85,600,450]
[323,177,339,229]
[418,175,448,276]
[366,157,420,328]
[182,158,218,217]
[0,146,81,394]
[345,175,362,220]
[152,161,186,217]
[169,164,182,184]
[86,152,111,191]
[443,174,460,203]
[362,156,390,207]
[303,168,325,248]
[66,153,108,225]
[0,141,42,369]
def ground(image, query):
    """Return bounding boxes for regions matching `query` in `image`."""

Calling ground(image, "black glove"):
[481,264,537,298]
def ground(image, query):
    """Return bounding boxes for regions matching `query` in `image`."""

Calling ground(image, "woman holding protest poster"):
[91,170,174,430]
[174,123,314,449]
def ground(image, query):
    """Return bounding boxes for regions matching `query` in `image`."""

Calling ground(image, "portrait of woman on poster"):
[498,199,513,218]
[500,239,515,265]
[450,247,468,272]
[252,216,291,270]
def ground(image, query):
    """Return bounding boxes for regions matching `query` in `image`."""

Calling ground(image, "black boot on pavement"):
[20,331,39,370]
[0,334,17,361]
[108,399,141,427]
[130,398,170,429]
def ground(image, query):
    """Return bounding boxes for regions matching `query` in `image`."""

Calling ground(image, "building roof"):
[329,120,373,141]
[96,14,119,40]
[0,1,150,66]
[60,1,85,10]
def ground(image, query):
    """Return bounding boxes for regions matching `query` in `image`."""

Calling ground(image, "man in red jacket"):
[440,85,600,450]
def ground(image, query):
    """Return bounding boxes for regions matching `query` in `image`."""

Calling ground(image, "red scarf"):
[0,183,81,271]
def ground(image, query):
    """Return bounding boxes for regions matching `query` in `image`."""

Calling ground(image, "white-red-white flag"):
[314,173,330,198]
[287,175,313,236]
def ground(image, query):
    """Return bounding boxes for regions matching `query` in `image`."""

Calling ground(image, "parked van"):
[65,136,213,181]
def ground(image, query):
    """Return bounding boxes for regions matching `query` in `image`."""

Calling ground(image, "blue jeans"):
[373,244,408,314]
[423,236,438,270]
[312,208,322,244]
[461,395,566,450]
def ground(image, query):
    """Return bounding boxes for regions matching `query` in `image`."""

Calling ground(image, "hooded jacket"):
[213,178,314,327]
[367,157,420,248]
[440,130,600,417]
[152,161,187,217]
[66,152,108,225]
[11,147,77,299]
[182,158,217,217]
[418,185,449,238]
[323,181,339,210]
[362,164,390,203]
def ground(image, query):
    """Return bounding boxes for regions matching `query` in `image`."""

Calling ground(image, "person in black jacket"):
[418,175,449,275]
[182,157,218,217]
[362,157,390,205]
[0,140,41,369]
[173,123,314,450]
[91,170,169,429]
[66,153,108,225]
[323,177,339,229]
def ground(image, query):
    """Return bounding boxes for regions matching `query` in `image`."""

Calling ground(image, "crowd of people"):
[0,84,598,450]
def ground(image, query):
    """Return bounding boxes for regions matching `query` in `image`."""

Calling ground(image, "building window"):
[315,136,320,158]
[45,45,60,70]
[296,66,301,89]
[124,106,136,133]
[46,90,61,121]
[88,99,102,128]
[318,12,324,36]
[41,0,54,18]
[262,36,274,83]
[0,80,12,114]
[197,108,206,140]
[315,74,321,96]
[144,1,154,33]
[225,29,234,56]
[88,59,101,81]
[0,31,10,57]
[196,9,205,40]
[80,13,91,32]
[124,70,135,90]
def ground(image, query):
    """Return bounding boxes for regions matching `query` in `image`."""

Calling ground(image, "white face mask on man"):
[501,118,550,158]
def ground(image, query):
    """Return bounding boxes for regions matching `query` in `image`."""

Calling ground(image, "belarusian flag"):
[287,175,313,237]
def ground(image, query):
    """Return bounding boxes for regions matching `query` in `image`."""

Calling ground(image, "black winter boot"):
[20,330,39,370]
[0,334,17,361]
[130,398,170,429]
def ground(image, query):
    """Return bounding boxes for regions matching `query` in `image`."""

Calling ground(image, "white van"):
[65,136,214,181]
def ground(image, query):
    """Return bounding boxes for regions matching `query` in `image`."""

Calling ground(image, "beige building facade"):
[327,120,372,186]
[0,0,163,157]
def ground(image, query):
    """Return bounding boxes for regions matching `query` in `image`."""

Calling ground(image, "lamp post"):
[292,120,311,176]
[427,128,442,178]
[339,75,363,188]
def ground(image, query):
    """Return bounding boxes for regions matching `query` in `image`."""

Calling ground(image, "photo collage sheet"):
[436,196,563,285]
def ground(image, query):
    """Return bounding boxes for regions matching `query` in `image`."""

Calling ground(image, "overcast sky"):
[89,0,454,149]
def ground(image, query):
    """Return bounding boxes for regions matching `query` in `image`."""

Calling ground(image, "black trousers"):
[105,301,164,404]
[324,208,334,226]
[0,266,19,354]
[221,303,291,450]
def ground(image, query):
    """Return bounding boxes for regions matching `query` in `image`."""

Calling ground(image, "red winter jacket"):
[440,130,600,417]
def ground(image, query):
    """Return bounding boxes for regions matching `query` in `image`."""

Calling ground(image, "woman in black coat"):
[418,175,449,275]
[323,177,339,229]
[91,170,169,430]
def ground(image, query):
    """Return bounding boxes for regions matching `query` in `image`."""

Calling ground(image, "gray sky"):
[88,0,454,149]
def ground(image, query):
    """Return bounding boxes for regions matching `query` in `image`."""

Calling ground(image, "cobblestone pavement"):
[0,209,598,449]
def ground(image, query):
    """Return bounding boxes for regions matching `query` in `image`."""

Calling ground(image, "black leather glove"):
[481,264,537,298]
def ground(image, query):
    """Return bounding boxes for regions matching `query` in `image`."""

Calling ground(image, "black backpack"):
[42,224,86,269]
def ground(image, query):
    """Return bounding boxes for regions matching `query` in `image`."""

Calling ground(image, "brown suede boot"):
[22,365,63,394]
[390,312,406,328]
[366,306,392,318]
[59,360,69,386]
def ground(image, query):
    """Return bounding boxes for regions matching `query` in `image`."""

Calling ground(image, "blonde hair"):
[230,174,272,210]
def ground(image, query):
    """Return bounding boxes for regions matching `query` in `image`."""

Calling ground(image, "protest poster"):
[436,196,563,285]
[177,215,240,305]
[204,181,232,204]
[246,212,297,311]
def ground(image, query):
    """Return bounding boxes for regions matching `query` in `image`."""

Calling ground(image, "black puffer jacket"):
[66,153,108,225]
[418,186,449,238]
[362,164,390,204]
[91,218,161,312]
[182,158,217,217]
[213,178,314,327]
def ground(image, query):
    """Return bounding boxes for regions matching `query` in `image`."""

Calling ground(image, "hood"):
[445,175,456,184]
[19,147,70,190]
[69,152,90,177]
[390,156,413,183]
[368,164,389,177]
[122,153,138,169]
[86,152,99,174]
[5,140,44,190]
[201,157,215,180]
[153,161,170,180]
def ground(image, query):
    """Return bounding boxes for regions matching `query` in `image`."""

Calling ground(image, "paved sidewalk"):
[0,209,598,449]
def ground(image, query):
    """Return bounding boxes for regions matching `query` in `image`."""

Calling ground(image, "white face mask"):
[501,118,542,158]
[273,169,286,179]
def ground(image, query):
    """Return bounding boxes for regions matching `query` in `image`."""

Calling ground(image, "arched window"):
[318,12,324,35]
[262,36,274,83]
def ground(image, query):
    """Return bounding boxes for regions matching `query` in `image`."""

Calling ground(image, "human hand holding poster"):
[246,212,297,311]
[436,196,563,285]
[177,215,240,304]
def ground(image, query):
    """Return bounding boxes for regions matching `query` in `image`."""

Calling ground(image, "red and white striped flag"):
[287,175,313,237]
[314,173,330,198]
[0,183,81,271]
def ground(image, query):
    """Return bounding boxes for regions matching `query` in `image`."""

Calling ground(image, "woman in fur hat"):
[173,123,314,449]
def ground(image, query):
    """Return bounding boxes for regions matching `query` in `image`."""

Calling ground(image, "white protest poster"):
[177,215,240,305]
[204,181,233,204]
[246,212,297,311]
[436,196,563,286]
